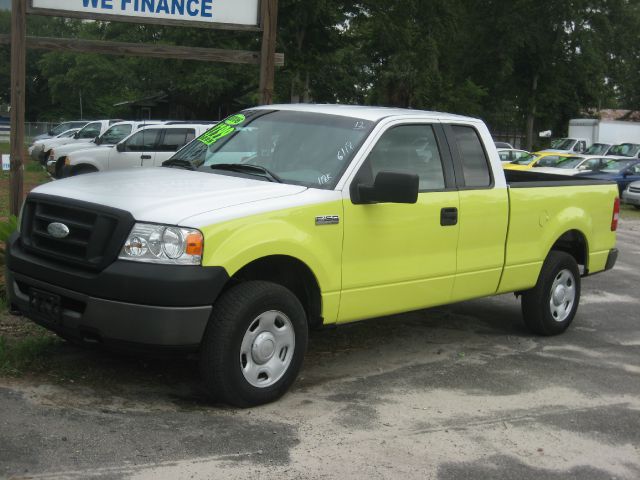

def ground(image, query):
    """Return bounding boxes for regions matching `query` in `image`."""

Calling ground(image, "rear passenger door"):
[150,128,197,166]
[443,124,509,302]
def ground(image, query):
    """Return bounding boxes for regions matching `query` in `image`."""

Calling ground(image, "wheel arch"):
[70,163,99,175]
[226,255,323,329]
[549,229,589,274]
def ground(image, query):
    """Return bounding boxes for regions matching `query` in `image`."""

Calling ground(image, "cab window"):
[122,129,161,152]
[357,124,446,191]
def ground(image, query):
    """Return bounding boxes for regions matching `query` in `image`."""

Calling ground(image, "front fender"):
[199,201,344,296]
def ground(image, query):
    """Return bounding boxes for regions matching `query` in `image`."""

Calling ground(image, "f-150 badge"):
[315,215,340,226]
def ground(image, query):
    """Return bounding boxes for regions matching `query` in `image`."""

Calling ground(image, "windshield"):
[601,159,636,173]
[607,143,640,157]
[51,123,74,135]
[57,129,78,138]
[512,153,538,165]
[166,110,375,189]
[550,138,575,150]
[584,143,609,155]
[101,124,133,144]
[554,157,584,169]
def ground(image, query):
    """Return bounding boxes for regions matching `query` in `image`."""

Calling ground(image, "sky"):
[0,0,10,11]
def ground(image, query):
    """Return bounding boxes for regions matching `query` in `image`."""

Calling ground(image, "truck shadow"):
[6,294,531,410]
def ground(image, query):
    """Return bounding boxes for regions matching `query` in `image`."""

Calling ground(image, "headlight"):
[118,223,203,265]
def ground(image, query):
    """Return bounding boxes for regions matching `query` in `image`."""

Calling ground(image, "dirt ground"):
[0,219,639,480]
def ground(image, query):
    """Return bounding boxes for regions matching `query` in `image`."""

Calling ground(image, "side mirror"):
[95,137,102,145]
[116,142,125,152]
[73,132,79,139]
[47,130,54,136]
[352,171,419,205]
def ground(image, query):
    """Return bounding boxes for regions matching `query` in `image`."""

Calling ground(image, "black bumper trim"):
[6,232,230,307]
[604,248,618,271]
[7,269,211,348]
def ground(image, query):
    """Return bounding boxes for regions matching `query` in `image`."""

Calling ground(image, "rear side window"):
[159,129,196,152]
[451,125,492,187]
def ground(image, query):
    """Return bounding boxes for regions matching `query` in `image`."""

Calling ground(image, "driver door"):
[109,128,161,171]
[339,123,460,323]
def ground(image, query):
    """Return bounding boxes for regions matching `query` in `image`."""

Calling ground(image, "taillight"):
[611,197,620,231]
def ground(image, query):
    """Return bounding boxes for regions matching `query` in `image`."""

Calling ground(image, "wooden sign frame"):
[5,0,281,216]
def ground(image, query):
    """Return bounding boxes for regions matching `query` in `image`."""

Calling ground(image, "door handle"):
[440,207,458,226]
[140,154,152,160]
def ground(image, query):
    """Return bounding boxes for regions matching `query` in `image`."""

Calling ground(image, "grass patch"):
[0,142,9,155]
[0,332,61,376]
[0,148,50,218]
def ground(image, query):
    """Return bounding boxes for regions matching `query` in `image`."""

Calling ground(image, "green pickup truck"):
[7,105,619,406]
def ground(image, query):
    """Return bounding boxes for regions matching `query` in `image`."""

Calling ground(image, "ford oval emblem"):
[47,222,70,239]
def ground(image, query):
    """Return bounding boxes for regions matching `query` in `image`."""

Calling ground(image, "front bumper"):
[622,190,640,206]
[6,234,229,350]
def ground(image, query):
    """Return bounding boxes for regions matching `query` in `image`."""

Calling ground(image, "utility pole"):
[9,0,26,217]
[259,0,278,105]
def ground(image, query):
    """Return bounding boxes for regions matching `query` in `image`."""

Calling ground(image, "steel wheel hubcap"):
[240,310,295,388]
[549,269,576,322]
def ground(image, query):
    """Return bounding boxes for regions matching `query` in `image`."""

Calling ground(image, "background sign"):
[2,154,10,171]
[30,0,261,28]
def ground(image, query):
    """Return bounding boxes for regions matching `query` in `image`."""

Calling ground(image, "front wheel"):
[199,281,308,407]
[521,251,581,336]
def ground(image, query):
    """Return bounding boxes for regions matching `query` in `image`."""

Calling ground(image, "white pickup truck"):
[60,123,213,177]
[31,120,123,164]
[46,121,163,178]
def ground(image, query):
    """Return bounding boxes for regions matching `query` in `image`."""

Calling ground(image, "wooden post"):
[9,0,26,217]
[259,0,278,105]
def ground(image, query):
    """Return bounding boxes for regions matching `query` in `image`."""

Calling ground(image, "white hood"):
[52,140,100,157]
[31,168,309,226]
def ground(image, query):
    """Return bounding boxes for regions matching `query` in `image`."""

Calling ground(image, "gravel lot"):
[1,217,639,480]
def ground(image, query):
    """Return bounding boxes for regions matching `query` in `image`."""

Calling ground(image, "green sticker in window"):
[198,114,246,146]
[224,114,246,126]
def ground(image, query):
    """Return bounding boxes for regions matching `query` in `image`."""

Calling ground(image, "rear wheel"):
[199,281,308,407]
[521,251,581,336]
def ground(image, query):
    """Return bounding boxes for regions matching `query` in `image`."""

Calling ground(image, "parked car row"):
[28,119,216,178]
[540,137,640,159]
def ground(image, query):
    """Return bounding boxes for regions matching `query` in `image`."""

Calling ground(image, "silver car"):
[622,181,640,209]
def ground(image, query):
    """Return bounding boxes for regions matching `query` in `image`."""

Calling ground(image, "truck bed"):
[504,169,615,188]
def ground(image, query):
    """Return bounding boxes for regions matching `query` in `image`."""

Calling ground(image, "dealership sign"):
[30,0,261,28]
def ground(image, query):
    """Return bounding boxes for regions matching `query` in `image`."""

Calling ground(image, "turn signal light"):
[611,197,620,231]
[185,232,204,256]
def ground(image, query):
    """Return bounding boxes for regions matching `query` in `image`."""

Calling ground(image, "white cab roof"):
[251,104,478,123]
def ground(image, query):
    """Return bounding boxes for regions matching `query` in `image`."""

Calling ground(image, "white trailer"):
[569,118,640,145]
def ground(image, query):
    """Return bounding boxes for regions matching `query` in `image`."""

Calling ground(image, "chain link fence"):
[0,122,58,144]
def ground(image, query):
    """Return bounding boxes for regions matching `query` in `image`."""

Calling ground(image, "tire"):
[71,165,98,176]
[521,251,581,336]
[199,281,308,407]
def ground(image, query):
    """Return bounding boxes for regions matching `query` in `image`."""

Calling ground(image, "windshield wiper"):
[210,163,283,183]
[162,158,195,170]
